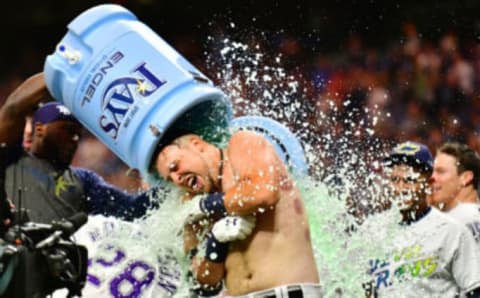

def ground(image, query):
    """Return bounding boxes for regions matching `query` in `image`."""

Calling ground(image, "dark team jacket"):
[0,144,157,224]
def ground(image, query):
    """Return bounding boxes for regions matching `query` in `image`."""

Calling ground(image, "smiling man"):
[430,142,480,247]
[370,141,480,297]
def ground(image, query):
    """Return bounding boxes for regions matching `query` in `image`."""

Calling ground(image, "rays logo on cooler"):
[99,62,167,139]
[81,52,125,107]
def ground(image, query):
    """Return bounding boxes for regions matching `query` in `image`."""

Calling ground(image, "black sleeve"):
[466,287,480,298]
[0,144,22,169]
[75,168,159,221]
[0,146,18,235]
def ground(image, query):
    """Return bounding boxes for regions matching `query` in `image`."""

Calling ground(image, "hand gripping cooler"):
[44,4,232,175]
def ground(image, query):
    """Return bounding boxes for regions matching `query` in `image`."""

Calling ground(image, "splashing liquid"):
[66,35,404,298]
[205,35,402,297]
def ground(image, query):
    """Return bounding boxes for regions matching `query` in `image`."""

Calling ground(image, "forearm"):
[87,189,152,220]
[189,230,226,295]
[182,209,256,295]
[187,215,256,292]
[224,178,278,215]
[0,73,50,144]
[3,73,48,114]
[184,224,225,296]
[80,168,155,220]
[191,257,225,286]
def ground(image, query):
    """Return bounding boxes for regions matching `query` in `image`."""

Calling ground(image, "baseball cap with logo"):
[32,102,78,125]
[384,141,434,173]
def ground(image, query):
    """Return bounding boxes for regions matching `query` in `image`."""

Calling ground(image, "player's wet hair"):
[148,127,193,173]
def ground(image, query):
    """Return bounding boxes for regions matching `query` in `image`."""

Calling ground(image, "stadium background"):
[1,0,480,191]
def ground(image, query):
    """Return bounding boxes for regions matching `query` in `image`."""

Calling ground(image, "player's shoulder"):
[450,203,480,216]
[230,130,264,141]
[426,208,465,229]
[447,203,480,226]
[227,131,277,172]
[448,203,480,219]
[228,130,267,150]
[429,208,475,238]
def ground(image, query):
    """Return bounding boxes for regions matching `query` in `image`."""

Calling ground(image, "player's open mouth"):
[187,174,200,191]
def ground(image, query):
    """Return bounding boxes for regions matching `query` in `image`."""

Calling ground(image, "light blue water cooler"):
[44,4,232,175]
[44,4,308,178]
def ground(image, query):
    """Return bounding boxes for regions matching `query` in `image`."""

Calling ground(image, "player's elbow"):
[256,188,279,209]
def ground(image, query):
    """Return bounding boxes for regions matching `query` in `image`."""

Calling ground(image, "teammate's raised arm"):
[0,73,50,145]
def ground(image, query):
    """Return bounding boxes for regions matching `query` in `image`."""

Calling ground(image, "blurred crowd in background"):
[0,17,479,192]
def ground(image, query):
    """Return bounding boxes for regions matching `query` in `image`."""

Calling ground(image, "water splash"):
[205,36,401,297]
[72,34,402,297]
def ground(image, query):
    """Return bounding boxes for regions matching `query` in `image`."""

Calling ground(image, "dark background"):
[1,0,480,78]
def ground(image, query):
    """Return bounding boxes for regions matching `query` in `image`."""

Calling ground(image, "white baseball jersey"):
[370,208,480,297]
[52,215,182,298]
[447,202,480,248]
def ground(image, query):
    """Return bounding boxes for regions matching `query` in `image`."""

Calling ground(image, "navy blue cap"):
[384,141,433,172]
[32,102,77,125]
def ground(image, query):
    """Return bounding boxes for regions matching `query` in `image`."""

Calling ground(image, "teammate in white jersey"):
[370,141,480,297]
[430,142,480,247]
[448,203,480,244]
